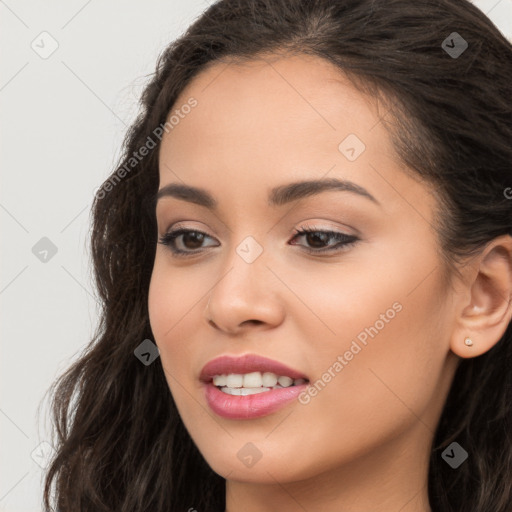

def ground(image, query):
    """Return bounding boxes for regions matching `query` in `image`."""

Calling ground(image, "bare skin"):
[148,53,512,512]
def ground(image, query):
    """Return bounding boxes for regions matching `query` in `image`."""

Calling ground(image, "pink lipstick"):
[200,354,309,420]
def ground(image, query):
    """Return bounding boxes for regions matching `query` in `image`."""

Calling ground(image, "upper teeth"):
[213,372,306,388]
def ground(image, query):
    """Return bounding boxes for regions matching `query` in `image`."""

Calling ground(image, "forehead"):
[158,55,417,207]
[159,54,398,181]
[181,53,379,120]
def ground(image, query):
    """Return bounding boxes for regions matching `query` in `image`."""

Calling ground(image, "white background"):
[1,1,510,510]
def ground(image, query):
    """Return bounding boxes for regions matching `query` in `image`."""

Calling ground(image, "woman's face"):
[148,54,460,485]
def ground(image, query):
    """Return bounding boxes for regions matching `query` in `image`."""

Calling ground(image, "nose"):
[205,250,285,335]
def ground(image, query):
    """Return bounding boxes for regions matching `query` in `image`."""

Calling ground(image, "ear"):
[450,234,512,358]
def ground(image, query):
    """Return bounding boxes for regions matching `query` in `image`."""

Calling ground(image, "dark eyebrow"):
[155,177,379,209]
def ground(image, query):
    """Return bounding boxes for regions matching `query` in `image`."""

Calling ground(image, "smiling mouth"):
[211,371,308,396]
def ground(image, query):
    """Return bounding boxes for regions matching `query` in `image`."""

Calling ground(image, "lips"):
[199,354,310,419]
[199,353,309,382]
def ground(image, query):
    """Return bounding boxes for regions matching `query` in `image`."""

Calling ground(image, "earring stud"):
[464,337,473,347]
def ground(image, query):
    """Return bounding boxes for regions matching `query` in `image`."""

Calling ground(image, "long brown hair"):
[41,1,512,510]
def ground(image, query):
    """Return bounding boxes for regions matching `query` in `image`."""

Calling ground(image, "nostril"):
[244,319,263,326]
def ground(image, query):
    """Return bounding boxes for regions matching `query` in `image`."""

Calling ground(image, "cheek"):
[147,263,170,341]
[289,243,448,446]
[148,255,198,341]
[148,261,190,369]
[148,257,210,386]
[295,268,448,461]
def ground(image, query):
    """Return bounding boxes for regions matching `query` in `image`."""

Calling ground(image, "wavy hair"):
[41,0,512,510]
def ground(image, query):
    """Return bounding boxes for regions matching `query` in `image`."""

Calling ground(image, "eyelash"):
[157,224,359,258]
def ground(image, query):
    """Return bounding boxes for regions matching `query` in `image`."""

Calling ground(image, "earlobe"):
[450,235,512,359]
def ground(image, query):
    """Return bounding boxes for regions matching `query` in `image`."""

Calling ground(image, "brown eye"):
[158,229,218,256]
[290,227,359,254]
[304,231,330,248]
[180,231,205,250]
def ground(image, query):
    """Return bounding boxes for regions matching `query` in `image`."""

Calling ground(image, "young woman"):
[42,1,512,510]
